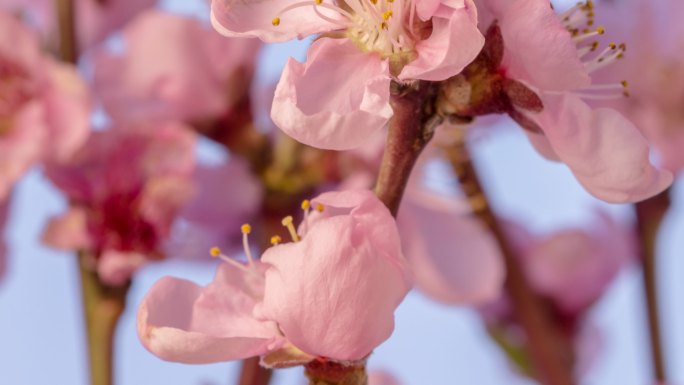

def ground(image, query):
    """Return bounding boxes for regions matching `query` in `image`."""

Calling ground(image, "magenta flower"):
[138,190,411,364]
[211,0,484,150]
[472,0,672,202]
[42,123,196,285]
[94,10,261,124]
[0,11,90,200]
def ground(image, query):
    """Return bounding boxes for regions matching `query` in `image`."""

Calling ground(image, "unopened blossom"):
[138,189,411,364]
[0,0,156,51]
[211,0,484,150]
[520,210,635,314]
[94,10,261,125]
[0,11,90,199]
[442,0,672,202]
[42,123,196,285]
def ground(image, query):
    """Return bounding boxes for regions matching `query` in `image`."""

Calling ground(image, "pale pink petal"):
[94,10,260,123]
[41,207,93,251]
[415,0,443,20]
[76,0,157,50]
[398,191,505,304]
[531,94,673,202]
[271,38,392,150]
[41,60,90,162]
[0,102,46,200]
[138,263,282,363]
[498,0,590,91]
[210,0,340,42]
[97,249,147,286]
[258,190,410,360]
[400,0,484,81]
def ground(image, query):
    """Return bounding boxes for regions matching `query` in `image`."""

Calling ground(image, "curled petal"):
[210,0,340,42]
[138,263,281,364]
[271,38,392,150]
[41,207,93,251]
[498,0,590,91]
[400,0,484,81]
[259,190,410,360]
[531,94,672,203]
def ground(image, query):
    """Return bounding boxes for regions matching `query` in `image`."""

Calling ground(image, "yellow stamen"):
[272,17,281,26]
[281,216,300,242]
[315,203,325,212]
[271,235,282,245]
[301,199,311,211]
[241,223,252,234]
[210,246,221,258]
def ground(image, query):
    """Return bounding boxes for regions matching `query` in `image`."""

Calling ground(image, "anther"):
[241,224,256,265]
[241,224,252,234]
[315,203,325,212]
[210,246,221,258]
[271,235,282,246]
[271,17,281,26]
[301,199,311,211]
[281,216,301,242]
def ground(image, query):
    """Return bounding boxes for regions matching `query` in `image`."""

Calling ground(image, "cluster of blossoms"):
[0,0,681,384]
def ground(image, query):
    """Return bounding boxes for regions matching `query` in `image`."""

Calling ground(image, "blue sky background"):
[1,1,683,384]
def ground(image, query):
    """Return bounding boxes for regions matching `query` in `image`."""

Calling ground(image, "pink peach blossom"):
[138,189,411,364]
[258,190,411,360]
[474,0,672,202]
[0,10,90,199]
[591,0,684,174]
[42,123,196,285]
[0,0,156,51]
[212,0,484,150]
[94,10,261,124]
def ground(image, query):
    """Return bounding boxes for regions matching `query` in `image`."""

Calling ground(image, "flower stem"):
[635,189,671,382]
[304,361,367,385]
[374,81,441,216]
[445,137,575,385]
[78,252,130,385]
[56,0,78,63]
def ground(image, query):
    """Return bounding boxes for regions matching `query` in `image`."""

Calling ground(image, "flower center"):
[209,200,325,269]
[0,57,33,136]
[559,1,629,99]
[272,0,418,59]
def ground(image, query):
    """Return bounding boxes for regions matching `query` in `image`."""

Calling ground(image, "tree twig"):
[445,136,575,385]
[635,189,671,382]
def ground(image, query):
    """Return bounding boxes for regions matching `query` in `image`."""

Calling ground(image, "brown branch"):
[56,0,78,63]
[635,189,671,382]
[374,81,441,216]
[445,138,575,385]
[78,252,130,385]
